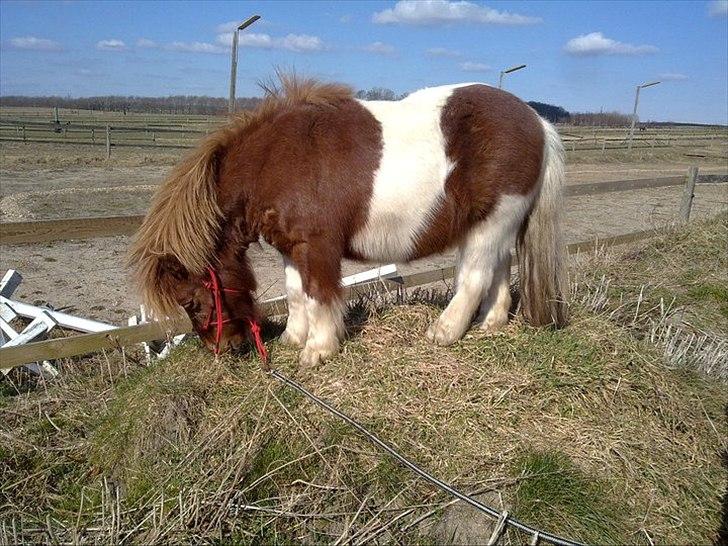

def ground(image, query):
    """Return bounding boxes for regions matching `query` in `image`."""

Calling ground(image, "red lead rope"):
[203,266,268,366]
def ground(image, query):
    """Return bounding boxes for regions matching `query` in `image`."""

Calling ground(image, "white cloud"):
[460,61,490,72]
[96,39,126,51]
[221,32,324,52]
[136,38,157,48]
[708,0,728,17]
[373,0,541,26]
[131,24,324,57]
[427,46,462,58]
[363,41,396,55]
[564,32,658,56]
[340,14,353,23]
[658,72,688,81]
[279,34,324,52]
[9,36,62,51]
[165,41,226,54]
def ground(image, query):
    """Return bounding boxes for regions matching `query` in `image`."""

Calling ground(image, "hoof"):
[299,344,338,367]
[426,319,461,346]
[479,311,509,333]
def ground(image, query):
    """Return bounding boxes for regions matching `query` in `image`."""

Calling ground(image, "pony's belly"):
[348,177,449,263]
[349,212,420,262]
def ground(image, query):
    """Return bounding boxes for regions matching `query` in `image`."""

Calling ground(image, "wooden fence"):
[0,168,726,369]
[3,117,726,155]
[2,172,725,246]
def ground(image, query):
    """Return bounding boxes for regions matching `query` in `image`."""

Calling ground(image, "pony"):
[128,75,568,366]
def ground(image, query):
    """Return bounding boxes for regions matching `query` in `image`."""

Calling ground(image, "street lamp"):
[498,64,526,90]
[228,15,261,114]
[627,80,660,150]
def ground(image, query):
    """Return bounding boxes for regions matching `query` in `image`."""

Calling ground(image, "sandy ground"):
[2,162,728,222]
[2,182,725,324]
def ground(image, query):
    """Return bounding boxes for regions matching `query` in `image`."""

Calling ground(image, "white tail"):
[517,119,569,327]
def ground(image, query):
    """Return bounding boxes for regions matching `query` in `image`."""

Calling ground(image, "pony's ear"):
[158,255,189,281]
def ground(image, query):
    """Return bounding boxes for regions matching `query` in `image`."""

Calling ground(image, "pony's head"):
[150,255,258,354]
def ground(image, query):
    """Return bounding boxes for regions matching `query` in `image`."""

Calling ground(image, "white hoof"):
[280,328,307,347]
[299,343,338,367]
[426,317,463,346]
[479,310,509,333]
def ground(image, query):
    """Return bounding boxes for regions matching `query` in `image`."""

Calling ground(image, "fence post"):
[91,128,95,143]
[679,166,699,223]
[22,125,26,142]
[105,126,111,159]
[601,140,606,156]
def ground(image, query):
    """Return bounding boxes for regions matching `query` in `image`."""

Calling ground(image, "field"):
[1,215,726,544]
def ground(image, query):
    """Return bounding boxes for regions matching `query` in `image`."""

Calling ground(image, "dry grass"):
[1,217,727,545]
[572,212,728,379]
[0,141,183,170]
[567,141,728,165]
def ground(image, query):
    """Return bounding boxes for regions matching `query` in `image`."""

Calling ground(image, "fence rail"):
[3,117,725,156]
[2,173,725,246]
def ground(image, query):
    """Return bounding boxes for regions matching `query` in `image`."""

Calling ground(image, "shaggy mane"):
[128,75,353,318]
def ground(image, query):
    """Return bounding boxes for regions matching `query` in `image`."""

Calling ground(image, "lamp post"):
[498,64,526,90]
[627,80,660,150]
[228,15,261,114]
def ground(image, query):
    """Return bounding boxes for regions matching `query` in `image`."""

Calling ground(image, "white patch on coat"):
[427,190,535,345]
[351,83,483,262]
[280,258,308,347]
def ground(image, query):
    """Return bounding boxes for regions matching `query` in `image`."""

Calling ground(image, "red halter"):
[201,266,268,365]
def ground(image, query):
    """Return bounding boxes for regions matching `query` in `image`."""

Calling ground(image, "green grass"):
[511,450,629,544]
[1,217,727,544]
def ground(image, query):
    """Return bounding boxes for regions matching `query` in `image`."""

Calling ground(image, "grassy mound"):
[1,216,726,545]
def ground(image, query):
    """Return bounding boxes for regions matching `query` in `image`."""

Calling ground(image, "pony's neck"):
[214,229,257,295]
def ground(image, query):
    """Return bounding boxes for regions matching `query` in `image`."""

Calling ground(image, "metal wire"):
[268,369,584,546]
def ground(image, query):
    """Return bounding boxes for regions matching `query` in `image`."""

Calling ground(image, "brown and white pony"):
[129,76,568,365]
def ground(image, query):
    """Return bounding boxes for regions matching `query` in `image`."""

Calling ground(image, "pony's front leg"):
[280,258,308,347]
[300,295,345,366]
[289,242,345,366]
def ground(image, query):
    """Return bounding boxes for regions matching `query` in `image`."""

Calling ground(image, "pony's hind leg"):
[427,194,530,346]
[280,258,308,347]
[477,252,512,332]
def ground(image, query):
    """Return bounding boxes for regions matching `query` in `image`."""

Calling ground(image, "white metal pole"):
[228,15,260,115]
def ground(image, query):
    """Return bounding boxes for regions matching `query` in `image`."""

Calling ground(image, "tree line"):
[0,87,646,127]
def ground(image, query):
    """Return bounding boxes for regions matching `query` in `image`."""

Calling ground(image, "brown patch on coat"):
[410,85,544,258]
[214,94,382,304]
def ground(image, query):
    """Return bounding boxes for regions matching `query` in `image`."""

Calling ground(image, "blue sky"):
[1,0,727,123]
